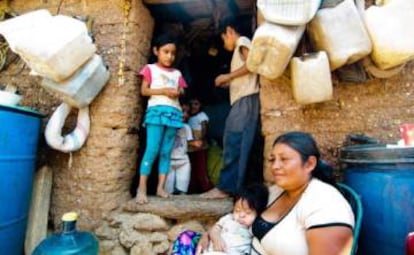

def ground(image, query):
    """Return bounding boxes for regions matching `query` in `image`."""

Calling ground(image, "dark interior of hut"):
[131,0,264,196]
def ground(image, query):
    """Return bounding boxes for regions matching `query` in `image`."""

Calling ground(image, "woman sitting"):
[251,131,354,255]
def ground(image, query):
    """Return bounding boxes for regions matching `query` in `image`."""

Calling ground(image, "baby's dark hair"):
[235,183,269,214]
[152,33,177,49]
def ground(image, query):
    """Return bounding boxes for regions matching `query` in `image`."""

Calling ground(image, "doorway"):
[132,0,263,196]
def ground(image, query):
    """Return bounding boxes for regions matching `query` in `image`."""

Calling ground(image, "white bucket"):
[41,54,109,108]
[291,51,333,104]
[364,0,414,69]
[257,0,321,25]
[307,0,372,70]
[13,14,96,82]
[0,9,52,51]
[247,22,305,80]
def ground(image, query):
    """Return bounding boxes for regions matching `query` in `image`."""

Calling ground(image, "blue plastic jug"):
[32,212,99,255]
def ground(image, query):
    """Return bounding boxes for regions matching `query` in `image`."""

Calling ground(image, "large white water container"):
[0,9,52,51]
[257,0,321,25]
[291,51,333,104]
[247,22,305,80]
[307,0,372,70]
[14,15,96,82]
[364,0,414,70]
[41,54,109,108]
[257,9,265,26]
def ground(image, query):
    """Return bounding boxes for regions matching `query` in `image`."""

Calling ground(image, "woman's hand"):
[196,232,209,255]
[203,223,227,253]
[210,234,227,252]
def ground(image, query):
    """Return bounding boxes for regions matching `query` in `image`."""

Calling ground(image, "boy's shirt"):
[229,36,259,105]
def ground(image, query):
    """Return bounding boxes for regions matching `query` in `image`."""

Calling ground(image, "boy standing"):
[201,22,259,199]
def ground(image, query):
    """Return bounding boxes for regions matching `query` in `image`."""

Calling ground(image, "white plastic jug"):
[290,51,333,104]
[257,0,321,25]
[14,15,96,82]
[0,9,52,51]
[364,0,414,69]
[41,54,109,108]
[307,0,372,70]
[257,9,265,26]
[247,22,305,80]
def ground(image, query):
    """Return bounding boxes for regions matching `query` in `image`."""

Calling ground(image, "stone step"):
[123,195,233,220]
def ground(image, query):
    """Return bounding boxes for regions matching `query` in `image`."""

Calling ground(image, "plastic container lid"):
[0,104,44,118]
[62,212,78,222]
[340,144,414,164]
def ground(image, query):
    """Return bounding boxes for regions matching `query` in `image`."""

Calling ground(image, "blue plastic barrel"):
[0,104,43,255]
[340,145,414,255]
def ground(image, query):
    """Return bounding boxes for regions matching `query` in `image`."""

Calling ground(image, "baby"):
[196,183,269,255]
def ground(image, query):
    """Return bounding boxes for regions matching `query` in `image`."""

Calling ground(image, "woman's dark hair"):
[273,131,336,186]
[152,33,177,49]
[236,183,269,214]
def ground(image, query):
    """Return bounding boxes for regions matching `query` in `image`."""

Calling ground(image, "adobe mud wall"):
[1,0,154,230]
[260,62,414,181]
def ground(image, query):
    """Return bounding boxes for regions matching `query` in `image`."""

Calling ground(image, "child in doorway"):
[201,20,260,199]
[136,34,188,204]
[165,102,202,194]
[188,97,213,193]
[170,183,269,255]
[188,97,209,147]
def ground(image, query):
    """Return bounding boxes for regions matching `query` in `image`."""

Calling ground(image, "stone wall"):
[97,196,232,255]
[260,62,414,182]
[3,0,154,230]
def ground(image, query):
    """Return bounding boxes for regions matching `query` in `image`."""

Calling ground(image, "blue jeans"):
[139,124,177,176]
[217,94,260,194]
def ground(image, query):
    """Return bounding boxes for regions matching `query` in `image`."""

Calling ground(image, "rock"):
[112,246,129,255]
[130,243,155,255]
[123,195,233,220]
[153,240,170,254]
[99,240,116,254]
[119,228,147,249]
[149,232,168,243]
[108,213,133,227]
[95,223,119,240]
[109,212,170,231]
[132,213,170,231]
[100,240,128,255]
